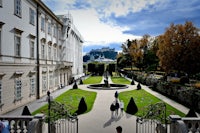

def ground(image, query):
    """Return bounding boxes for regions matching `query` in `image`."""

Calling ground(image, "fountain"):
[87,71,128,90]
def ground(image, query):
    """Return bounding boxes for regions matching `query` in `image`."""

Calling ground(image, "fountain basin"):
[87,84,128,90]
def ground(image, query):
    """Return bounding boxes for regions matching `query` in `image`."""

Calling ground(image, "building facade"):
[0,0,83,114]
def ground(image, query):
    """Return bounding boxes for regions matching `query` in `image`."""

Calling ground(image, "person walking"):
[114,91,118,99]
[119,100,124,116]
[116,126,122,133]
[110,102,116,118]
[115,100,119,117]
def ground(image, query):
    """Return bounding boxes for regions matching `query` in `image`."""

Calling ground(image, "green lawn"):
[119,89,185,118]
[112,76,185,119]
[32,89,97,115]
[111,76,130,84]
[83,76,102,84]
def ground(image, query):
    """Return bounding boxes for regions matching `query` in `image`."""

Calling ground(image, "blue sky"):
[42,0,200,54]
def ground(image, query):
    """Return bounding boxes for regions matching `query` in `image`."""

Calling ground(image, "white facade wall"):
[0,0,83,114]
[0,0,37,62]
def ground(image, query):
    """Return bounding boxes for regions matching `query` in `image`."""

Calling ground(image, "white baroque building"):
[0,0,83,114]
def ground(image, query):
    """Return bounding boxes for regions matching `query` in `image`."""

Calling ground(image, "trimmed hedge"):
[76,97,87,115]
[126,97,138,115]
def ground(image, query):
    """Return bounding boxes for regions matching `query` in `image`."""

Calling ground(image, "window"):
[0,28,1,54]
[54,47,57,60]
[53,25,57,37]
[29,8,35,25]
[41,17,45,31]
[30,77,35,95]
[15,35,21,56]
[58,28,62,40]
[54,72,58,87]
[0,80,2,104]
[30,40,34,58]
[41,44,45,59]
[15,78,22,100]
[48,45,51,60]
[14,0,21,17]
[42,74,47,91]
[49,73,53,87]
[59,47,62,60]
[48,22,51,34]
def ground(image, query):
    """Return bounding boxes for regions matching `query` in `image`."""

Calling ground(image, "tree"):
[117,52,132,68]
[76,97,87,115]
[88,63,96,73]
[126,97,138,115]
[157,21,200,75]
[117,40,133,69]
[119,36,158,71]
[129,35,150,70]
[73,82,78,89]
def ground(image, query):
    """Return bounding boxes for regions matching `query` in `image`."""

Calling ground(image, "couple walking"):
[110,91,124,118]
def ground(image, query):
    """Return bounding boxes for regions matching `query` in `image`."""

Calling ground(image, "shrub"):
[180,76,189,85]
[21,106,31,115]
[79,79,83,85]
[131,78,135,85]
[137,83,141,90]
[185,108,198,117]
[126,97,138,115]
[76,97,87,115]
[73,82,78,89]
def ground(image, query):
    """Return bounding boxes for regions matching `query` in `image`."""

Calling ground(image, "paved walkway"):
[78,78,137,133]
[4,76,199,133]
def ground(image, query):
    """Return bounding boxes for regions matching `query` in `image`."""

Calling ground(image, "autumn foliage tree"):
[129,34,152,70]
[117,39,133,68]
[118,35,159,71]
[157,21,200,75]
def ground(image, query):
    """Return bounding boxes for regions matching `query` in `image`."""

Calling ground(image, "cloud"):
[53,8,141,46]
[42,0,200,51]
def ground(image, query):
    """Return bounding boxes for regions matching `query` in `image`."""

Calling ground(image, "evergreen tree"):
[126,97,138,115]
[76,97,87,115]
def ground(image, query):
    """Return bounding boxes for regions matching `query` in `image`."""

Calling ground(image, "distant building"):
[0,0,83,114]
[83,47,117,63]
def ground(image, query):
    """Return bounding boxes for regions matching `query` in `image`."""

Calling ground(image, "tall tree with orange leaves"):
[129,34,150,70]
[157,21,200,75]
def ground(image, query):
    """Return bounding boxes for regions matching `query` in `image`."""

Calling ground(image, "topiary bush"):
[137,83,141,90]
[126,97,138,115]
[79,79,83,85]
[21,105,31,115]
[73,82,78,89]
[185,108,198,117]
[131,77,135,85]
[75,97,87,115]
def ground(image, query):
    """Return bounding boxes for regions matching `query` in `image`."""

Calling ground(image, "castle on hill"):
[83,47,117,63]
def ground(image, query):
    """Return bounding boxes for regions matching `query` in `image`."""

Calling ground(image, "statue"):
[104,79,109,87]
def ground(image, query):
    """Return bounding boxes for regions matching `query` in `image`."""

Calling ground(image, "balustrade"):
[169,115,200,133]
[0,114,45,133]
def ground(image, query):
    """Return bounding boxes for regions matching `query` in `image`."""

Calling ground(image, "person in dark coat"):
[116,126,122,133]
[115,101,119,117]
[114,91,118,99]
[110,102,116,118]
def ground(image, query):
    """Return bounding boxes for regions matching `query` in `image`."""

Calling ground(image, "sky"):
[41,0,200,55]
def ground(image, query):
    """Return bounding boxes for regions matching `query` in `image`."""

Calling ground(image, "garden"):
[110,76,185,118]
[32,89,97,116]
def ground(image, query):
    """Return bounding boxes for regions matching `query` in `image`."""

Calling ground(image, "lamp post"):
[47,91,51,133]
